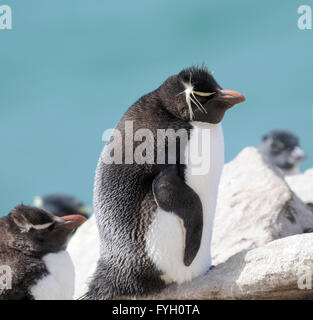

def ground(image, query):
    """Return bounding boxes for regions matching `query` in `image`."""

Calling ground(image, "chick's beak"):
[61,214,87,231]
[219,89,246,106]
[292,146,307,161]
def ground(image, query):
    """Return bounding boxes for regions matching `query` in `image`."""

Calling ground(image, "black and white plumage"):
[258,130,306,176]
[34,194,90,219]
[0,205,86,300]
[85,66,245,299]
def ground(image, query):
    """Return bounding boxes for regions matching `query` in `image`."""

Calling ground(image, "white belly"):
[146,122,224,284]
[30,251,75,300]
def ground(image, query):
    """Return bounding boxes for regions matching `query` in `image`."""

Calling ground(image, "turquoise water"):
[1,0,312,216]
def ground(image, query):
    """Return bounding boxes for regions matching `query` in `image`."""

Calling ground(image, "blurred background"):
[0,0,312,216]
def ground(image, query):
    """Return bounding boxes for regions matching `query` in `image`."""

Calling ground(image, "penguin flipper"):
[152,165,203,266]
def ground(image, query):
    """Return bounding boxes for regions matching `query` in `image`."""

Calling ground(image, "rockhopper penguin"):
[85,66,245,299]
[0,205,86,300]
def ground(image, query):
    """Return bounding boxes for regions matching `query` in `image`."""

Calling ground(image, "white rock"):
[211,147,313,265]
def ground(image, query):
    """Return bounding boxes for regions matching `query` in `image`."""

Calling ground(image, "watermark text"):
[0,5,12,30]
[298,5,312,30]
[0,265,12,290]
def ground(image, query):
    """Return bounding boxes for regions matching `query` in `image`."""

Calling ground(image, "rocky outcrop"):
[211,147,313,265]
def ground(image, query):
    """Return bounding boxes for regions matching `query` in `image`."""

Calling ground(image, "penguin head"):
[259,130,306,175]
[158,65,245,123]
[34,194,91,219]
[8,204,86,254]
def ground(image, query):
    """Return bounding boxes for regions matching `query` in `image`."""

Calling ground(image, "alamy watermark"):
[298,265,313,290]
[0,265,12,290]
[101,121,212,175]
[0,5,12,30]
[1,5,312,31]
[298,4,312,30]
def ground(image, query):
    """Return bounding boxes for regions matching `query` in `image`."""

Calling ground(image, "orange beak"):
[61,214,87,230]
[219,89,246,106]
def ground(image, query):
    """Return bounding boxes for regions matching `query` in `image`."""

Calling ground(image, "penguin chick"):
[0,204,86,300]
[34,194,91,219]
[258,130,306,176]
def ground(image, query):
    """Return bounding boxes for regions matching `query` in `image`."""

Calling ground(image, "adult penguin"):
[85,66,245,299]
